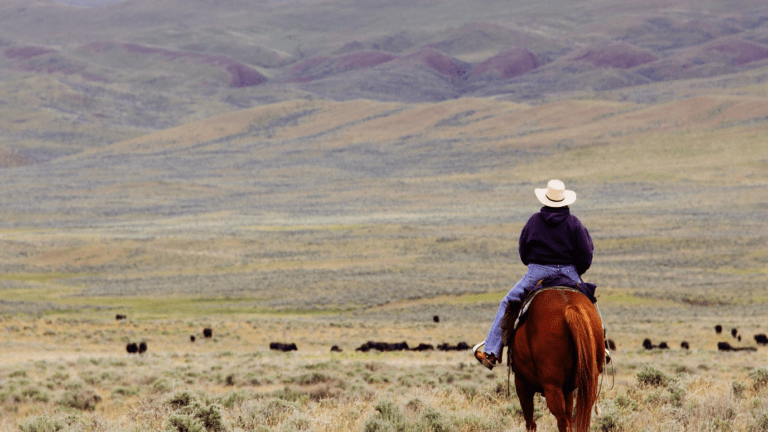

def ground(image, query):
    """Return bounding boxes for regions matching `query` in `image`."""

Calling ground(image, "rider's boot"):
[473,341,500,370]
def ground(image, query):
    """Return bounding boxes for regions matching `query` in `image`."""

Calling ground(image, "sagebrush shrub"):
[18,416,66,432]
[750,367,768,391]
[261,398,300,426]
[420,406,449,432]
[362,417,396,432]
[57,389,101,411]
[636,365,670,387]
[194,403,225,432]
[165,414,206,432]
[373,399,406,425]
[362,399,406,432]
[733,380,747,399]
[168,390,198,408]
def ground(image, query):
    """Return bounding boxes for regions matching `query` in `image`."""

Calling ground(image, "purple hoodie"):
[518,206,594,276]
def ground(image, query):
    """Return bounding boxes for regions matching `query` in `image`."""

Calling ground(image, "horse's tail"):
[564,304,599,432]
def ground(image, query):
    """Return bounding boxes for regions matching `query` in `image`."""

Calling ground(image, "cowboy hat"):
[535,179,576,207]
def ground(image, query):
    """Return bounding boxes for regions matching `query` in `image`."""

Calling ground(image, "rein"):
[593,301,615,403]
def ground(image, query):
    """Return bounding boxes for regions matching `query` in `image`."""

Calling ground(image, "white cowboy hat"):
[535,179,576,207]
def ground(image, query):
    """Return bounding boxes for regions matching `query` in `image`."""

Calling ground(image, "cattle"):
[190,335,196,342]
[642,338,654,350]
[115,314,127,320]
[355,341,410,352]
[391,342,409,351]
[203,328,213,338]
[658,342,669,349]
[126,343,138,354]
[605,339,616,351]
[330,345,342,352]
[718,341,757,352]
[411,343,434,351]
[681,341,690,350]
[433,315,440,323]
[436,342,470,351]
[731,328,739,338]
[754,334,768,345]
[138,342,147,354]
[715,325,722,334]
[270,342,298,352]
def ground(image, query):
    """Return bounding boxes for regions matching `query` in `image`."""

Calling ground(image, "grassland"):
[0,1,767,431]
[0,85,766,430]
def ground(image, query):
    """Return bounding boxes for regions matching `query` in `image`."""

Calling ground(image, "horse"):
[504,288,605,432]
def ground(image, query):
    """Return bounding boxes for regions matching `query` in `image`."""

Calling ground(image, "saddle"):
[500,276,599,348]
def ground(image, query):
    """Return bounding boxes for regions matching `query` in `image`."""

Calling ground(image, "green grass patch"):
[245,224,375,232]
[0,272,95,284]
[46,296,356,319]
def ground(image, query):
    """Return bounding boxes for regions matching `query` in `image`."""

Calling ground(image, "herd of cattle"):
[267,341,471,353]
[636,325,768,353]
[117,314,768,356]
[122,316,215,354]
[118,313,471,355]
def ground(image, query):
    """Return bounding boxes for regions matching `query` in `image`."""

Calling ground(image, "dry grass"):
[0,87,765,429]
[1,304,768,431]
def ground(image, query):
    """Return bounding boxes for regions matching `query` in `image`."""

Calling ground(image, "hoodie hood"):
[539,206,570,226]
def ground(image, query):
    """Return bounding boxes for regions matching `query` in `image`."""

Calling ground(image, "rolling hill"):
[0,0,765,315]
[1,0,768,163]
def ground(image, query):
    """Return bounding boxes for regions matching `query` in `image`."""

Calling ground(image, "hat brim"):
[535,188,577,207]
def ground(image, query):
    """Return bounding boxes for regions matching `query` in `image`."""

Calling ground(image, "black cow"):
[190,335,196,342]
[731,328,739,338]
[270,342,298,352]
[355,341,410,352]
[391,342,409,351]
[658,342,669,349]
[715,325,722,334]
[436,341,471,351]
[433,315,440,323]
[681,341,690,350]
[126,343,138,354]
[138,342,147,354]
[115,314,127,320]
[203,328,213,338]
[718,342,757,352]
[642,338,654,350]
[754,334,768,345]
[330,345,342,352]
[411,343,434,351]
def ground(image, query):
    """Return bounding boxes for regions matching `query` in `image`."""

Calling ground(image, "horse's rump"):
[506,288,604,432]
[564,302,602,430]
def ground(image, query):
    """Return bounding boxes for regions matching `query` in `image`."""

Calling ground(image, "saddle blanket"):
[513,276,598,330]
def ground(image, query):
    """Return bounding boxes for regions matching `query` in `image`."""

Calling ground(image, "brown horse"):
[505,288,604,432]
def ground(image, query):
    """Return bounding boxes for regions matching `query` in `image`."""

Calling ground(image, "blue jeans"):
[483,263,580,356]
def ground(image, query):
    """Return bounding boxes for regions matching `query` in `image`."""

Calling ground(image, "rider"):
[474,179,594,370]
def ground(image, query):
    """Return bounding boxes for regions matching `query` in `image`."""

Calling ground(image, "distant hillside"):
[1,93,766,229]
[0,0,768,163]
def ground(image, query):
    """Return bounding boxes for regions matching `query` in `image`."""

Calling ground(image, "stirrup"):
[472,340,486,353]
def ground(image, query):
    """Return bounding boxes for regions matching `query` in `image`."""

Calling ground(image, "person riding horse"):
[475,179,594,370]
